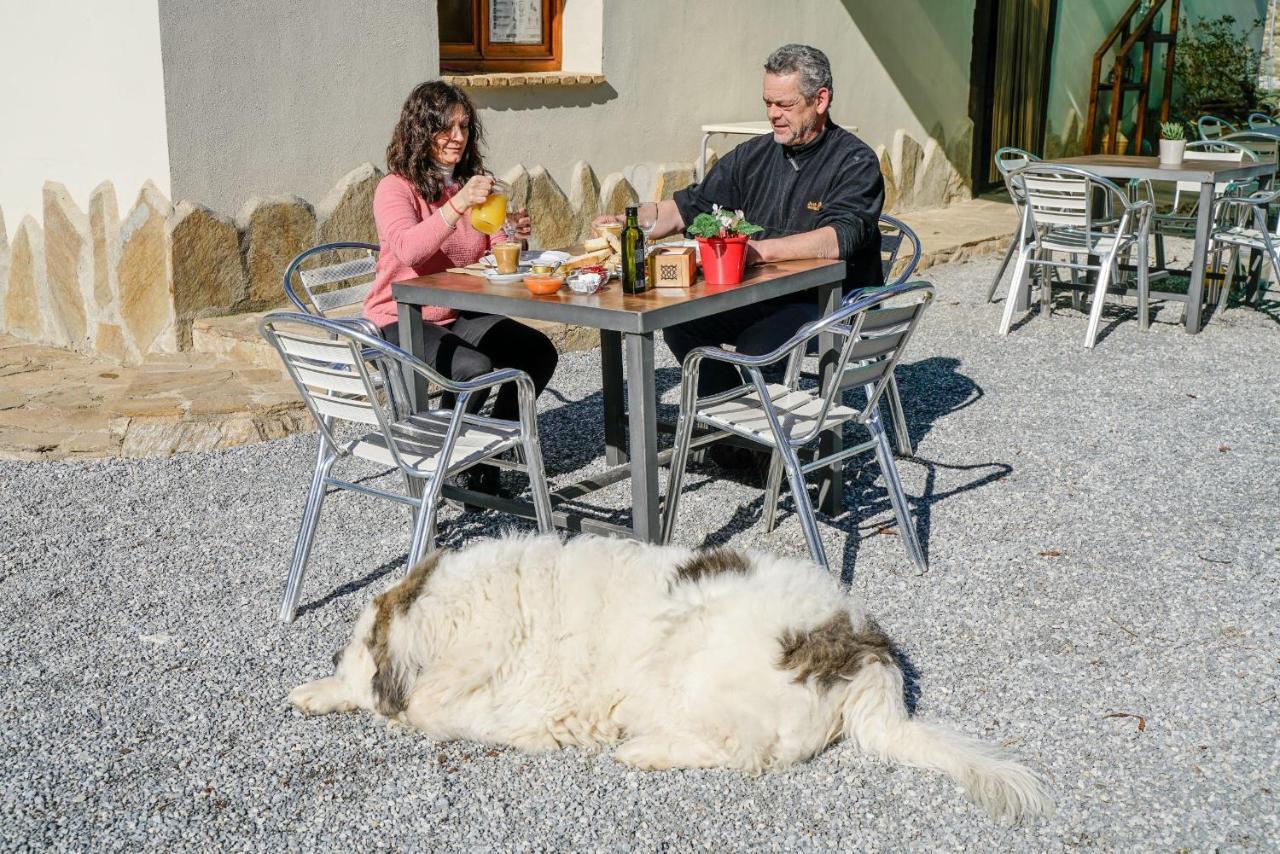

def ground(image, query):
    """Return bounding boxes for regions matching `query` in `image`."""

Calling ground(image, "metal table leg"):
[600,329,627,466]
[1185,181,1215,333]
[624,331,660,542]
[398,302,428,412]
[815,283,844,516]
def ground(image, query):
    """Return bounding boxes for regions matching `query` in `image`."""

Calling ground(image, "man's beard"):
[782,115,819,146]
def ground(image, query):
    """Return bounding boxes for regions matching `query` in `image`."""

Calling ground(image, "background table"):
[1046,154,1276,333]
[393,259,846,542]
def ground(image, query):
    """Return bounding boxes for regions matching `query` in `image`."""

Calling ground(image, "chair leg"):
[1154,232,1166,269]
[986,234,1018,303]
[1084,253,1117,349]
[521,435,556,535]
[762,449,785,533]
[660,413,698,545]
[1137,236,1150,331]
[870,416,927,574]
[406,491,439,571]
[1069,254,1083,313]
[780,446,828,572]
[1217,244,1240,314]
[279,446,337,624]
[884,373,913,457]
[998,246,1033,336]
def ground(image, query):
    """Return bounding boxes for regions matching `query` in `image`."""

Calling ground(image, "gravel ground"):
[1,254,1277,851]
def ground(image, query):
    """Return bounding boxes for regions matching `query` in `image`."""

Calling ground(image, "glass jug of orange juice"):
[470,179,510,236]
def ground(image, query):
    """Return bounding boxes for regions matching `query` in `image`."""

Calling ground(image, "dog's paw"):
[613,736,674,770]
[288,678,353,716]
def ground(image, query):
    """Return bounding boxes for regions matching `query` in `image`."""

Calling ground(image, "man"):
[600,43,885,403]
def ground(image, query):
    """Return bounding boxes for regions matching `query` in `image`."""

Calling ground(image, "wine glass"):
[636,202,659,242]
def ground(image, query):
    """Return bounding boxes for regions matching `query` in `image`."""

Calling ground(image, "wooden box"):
[649,246,697,288]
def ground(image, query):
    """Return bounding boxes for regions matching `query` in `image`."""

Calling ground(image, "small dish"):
[566,269,605,295]
[524,274,564,295]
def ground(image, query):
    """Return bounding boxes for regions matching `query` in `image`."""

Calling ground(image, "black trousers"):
[380,311,557,421]
[662,297,821,396]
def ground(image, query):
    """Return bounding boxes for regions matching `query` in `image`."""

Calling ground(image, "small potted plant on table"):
[687,204,764,285]
[1159,121,1187,166]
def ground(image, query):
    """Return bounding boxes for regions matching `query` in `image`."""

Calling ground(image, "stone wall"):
[0,126,968,363]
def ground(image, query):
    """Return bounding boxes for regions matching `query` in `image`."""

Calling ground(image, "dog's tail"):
[841,655,1055,821]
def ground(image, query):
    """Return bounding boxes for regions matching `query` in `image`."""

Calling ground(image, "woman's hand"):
[452,174,495,211]
[510,207,532,241]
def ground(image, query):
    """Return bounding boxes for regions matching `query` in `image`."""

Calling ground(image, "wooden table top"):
[393,257,845,334]
[1045,154,1277,182]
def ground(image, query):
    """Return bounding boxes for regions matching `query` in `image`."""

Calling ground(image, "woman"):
[363,81,558,495]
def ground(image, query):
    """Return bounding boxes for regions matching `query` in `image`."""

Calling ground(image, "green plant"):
[686,204,764,239]
[1173,14,1263,121]
[1160,121,1186,140]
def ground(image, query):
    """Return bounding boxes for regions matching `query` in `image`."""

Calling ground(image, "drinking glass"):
[637,202,659,241]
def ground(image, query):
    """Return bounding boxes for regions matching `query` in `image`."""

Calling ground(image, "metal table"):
[1046,154,1276,333]
[393,259,847,543]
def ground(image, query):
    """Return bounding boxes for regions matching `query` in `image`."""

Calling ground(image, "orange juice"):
[470,191,509,235]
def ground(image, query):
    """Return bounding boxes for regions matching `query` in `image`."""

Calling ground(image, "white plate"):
[480,249,571,270]
[481,270,527,284]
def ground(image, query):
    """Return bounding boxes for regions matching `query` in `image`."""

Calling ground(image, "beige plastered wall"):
[156,0,976,217]
[0,0,171,226]
[1045,0,1268,157]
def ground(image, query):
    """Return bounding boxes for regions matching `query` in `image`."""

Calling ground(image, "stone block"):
[944,119,974,204]
[89,183,121,314]
[0,206,8,329]
[117,183,177,356]
[316,162,383,247]
[94,322,130,363]
[42,182,93,352]
[526,166,576,251]
[169,202,246,346]
[237,196,316,307]
[914,137,952,210]
[654,163,695,202]
[599,173,638,216]
[877,144,899,214]
[566,161,599,244]
[5,217,48,343]
[890,130,924,212]
[501,164,531,212]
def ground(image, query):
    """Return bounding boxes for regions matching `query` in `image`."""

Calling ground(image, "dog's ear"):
[363,549,449,716]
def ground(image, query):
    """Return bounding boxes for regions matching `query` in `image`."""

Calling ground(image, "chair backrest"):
[877,214,922,287]
[1175,140,1254,199]
[1220,131,1280,162]
[1197,115,1237,140]
[283,242,380,316]
[1016,164,1128,234]
[994,147,1041,208]
[1248,112,1278,128]
[259,312,459,473]
[764,283,933,445]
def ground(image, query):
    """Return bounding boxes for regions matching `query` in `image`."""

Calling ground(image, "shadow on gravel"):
[294,555,401,620]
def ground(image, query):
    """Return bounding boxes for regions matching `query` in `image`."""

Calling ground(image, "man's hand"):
[744,240,768,266]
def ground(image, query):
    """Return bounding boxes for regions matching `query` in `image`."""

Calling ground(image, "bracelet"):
[446,195,464,216]
[440,207,456,230]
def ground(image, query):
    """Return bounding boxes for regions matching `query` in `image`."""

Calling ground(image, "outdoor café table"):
[393,258,846,543]
[1043,154,1277,333]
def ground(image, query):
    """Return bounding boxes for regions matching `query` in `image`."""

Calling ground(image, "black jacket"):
[673,123,885,292]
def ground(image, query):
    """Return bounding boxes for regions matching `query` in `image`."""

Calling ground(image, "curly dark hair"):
[385,81,487,203]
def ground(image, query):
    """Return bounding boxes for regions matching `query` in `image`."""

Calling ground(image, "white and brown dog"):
[290,534,1053,820]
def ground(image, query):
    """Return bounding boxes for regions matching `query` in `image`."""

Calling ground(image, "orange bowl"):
[524,274,564,295]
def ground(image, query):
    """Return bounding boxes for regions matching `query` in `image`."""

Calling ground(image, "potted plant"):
[1159,121,1187,165]
[686,205,764,285]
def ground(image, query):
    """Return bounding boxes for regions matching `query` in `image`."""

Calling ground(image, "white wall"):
[0,0,171,230]
[474,0,975,195]
[158,0,439,218]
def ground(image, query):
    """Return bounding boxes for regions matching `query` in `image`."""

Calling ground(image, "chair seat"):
[697,383,860,446]
[1211,225,1277,251]
[344,410,520,474]
[1039,228,1131,254]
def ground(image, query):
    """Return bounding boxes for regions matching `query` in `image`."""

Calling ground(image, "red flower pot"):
[696,235,749,285]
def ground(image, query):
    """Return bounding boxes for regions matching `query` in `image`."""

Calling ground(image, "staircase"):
[1084,0,1181,155]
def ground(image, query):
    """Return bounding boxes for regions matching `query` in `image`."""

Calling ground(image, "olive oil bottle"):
[620,206,647,294]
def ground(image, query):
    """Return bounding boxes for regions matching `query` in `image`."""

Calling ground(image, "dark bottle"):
[621,206,647,295]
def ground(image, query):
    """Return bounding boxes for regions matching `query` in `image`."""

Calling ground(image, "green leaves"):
[1160,121,1186,140]
[686,206,766,239]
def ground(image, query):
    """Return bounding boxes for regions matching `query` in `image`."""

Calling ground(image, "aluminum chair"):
[661,282,934,574]
[1197,115,1237,141]
[1220,131,1280,162]
[998,164,1153,349]
[1247,112,1278,129]
[283,242,382,337]
[1206,188,1280,308]
[260,312,554,623]
[987,147,1042,303]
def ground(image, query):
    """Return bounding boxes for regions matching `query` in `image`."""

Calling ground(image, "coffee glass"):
[492,241,521,275]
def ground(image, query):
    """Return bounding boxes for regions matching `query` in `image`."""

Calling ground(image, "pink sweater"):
[362,173,498,329]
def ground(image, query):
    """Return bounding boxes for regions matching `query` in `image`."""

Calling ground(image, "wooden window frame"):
[440,1,562,73]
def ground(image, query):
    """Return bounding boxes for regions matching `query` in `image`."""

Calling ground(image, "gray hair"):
[764,44,833,101]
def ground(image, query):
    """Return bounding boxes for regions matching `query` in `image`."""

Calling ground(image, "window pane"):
[438,0,475,44]
[489,0,543,45]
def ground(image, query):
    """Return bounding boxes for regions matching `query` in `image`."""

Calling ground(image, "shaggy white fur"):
[289,534,1054,820]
